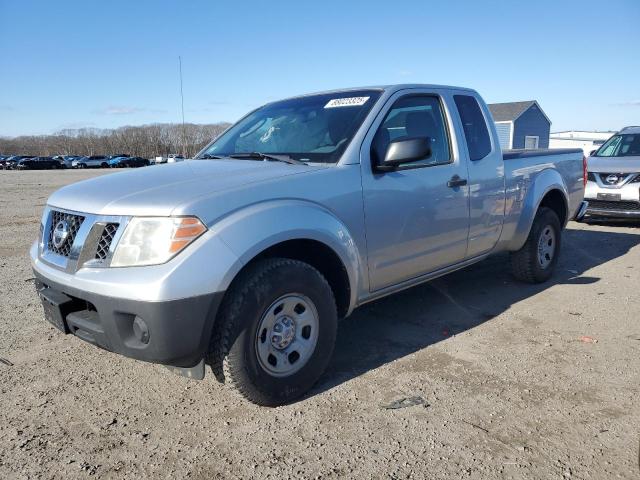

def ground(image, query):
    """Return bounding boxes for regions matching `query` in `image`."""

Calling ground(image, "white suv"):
[585,126,640,218]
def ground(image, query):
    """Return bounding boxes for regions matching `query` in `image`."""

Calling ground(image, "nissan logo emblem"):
[605,174,620,185]
[52,220,70,249]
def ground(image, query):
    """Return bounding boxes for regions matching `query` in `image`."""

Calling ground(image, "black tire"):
[510,207,562,283]
[100,162,108,168]
[79,163,86,169]
[208,258,337,406]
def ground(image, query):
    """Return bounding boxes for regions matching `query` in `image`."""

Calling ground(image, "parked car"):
[3,155,32,169]
[53,155,83,169]
[72,155,110,168]
[154,155,185,165]
[0,156,12,169]
[31,84,586,406]
[109,156,150,168]
[584,126,640,219]
[17,156,64,170]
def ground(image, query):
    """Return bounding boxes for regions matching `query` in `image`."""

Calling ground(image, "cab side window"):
[371,95,451,168]
[453,95,491,161]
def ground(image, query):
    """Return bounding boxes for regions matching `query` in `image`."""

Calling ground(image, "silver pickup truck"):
[31,84,587,405]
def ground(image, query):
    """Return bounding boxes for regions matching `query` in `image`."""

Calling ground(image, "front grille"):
[48,211,85,256]
[597,172,640,185]
[598,173,623,185]
[95,223,119,260]
[588,200,640,211]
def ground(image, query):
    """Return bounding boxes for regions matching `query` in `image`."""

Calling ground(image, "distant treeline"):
[0,122,232,158]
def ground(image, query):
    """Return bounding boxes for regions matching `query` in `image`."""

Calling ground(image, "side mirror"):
[377,137,432,171]
[589,149,597,157]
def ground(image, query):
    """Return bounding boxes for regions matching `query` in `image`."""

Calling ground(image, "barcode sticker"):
[324,96,370,108]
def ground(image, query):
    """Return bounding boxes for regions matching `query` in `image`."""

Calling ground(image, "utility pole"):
[179,56,186,157]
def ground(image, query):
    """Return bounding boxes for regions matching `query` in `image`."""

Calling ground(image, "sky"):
[0,0,639,137]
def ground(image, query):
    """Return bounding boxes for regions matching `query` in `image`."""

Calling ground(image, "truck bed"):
[503,148,584,161]
[497,148,585,251]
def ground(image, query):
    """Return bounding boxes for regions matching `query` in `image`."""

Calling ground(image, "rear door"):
[452,93,506,257]
[361,89,470,291]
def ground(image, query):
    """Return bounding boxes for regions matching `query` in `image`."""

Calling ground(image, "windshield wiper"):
[200,153,224,159]
[229,152,305,165]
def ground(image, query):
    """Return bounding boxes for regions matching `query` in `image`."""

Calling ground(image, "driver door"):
[361,91,470,291]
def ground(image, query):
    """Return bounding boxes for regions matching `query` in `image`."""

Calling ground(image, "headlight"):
[111,216,207,267]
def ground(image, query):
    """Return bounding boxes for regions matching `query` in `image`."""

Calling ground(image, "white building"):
[549,131,615,155]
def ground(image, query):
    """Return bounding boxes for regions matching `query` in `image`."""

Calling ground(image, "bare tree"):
[0,122,231,158]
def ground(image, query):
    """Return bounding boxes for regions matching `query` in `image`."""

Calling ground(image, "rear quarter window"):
[454,95,492,161]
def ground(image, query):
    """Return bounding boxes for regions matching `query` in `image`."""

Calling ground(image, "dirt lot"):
[0,169,639,479]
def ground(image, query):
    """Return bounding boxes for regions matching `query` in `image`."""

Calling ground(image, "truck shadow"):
[313,225,639,396]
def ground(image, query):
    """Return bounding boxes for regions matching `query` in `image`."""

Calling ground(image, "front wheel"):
[208,258,337,406]
[510,207,562,283]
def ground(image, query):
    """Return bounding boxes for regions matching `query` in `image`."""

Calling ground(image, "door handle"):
[447,175,467,188]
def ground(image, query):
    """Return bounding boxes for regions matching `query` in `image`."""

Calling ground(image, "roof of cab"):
[619,126,640,134]
[280,84,478,101]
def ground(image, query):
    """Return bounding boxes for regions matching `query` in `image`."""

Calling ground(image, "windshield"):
[594,134,640,157]
[197,90,382,163]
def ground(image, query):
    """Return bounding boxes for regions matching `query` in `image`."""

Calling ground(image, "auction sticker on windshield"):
[324,96,370,108]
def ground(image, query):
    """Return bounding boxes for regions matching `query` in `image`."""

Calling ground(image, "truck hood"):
[48,159,325,217]
[587,155,640,173]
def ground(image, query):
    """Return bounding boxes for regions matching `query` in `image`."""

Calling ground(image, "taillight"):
[583,155,587,187]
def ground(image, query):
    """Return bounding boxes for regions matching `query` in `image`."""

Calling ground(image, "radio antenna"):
[179,56,186,157]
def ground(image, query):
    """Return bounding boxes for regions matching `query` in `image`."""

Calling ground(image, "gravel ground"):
[1,170,639,479]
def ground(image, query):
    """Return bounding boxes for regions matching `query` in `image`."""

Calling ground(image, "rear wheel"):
[510,207,562,283]
[208,258,337,406]
[100,162,108,168]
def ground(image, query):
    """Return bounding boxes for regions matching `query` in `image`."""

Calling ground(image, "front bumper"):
[584,205,640,218]
[585,179,640,218]
[34,269,225,369]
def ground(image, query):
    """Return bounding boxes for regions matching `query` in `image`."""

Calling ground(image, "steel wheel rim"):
[255,294,319,377]
[537,225,556,268]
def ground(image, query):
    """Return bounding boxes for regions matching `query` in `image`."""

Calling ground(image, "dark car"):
[16,156,64,170]
[109,156,150,168]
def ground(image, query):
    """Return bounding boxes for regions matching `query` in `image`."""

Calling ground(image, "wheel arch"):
[538,189,568,226]
[233,238,352,319]
[508,169,569,251]
[212,200,364,318]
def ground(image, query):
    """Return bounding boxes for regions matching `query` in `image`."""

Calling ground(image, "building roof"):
[488,100,550,124]
[550,131,615,141]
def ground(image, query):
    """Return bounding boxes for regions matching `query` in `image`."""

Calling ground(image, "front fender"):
[210,199,364,313]
[508,168,569,251]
